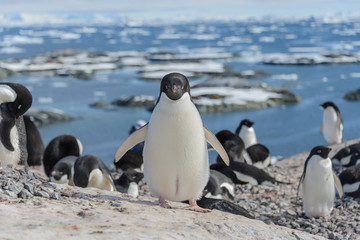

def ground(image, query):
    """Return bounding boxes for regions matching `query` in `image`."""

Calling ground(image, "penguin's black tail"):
[196,197,255,219]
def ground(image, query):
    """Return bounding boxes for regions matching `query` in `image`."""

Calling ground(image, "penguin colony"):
[0,74,358,218]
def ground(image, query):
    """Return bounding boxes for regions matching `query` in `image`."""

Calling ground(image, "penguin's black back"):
[23,115,44,166]
[114,149,143,171]
[73,154,111,188]
[43,134,81,176]
[246,143,270,164]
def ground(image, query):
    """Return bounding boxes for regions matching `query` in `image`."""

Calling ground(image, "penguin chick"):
[114,170,144,198]
[115,72,229,212]
[43,134,83,177]
[50,155,77,184]
[203,169,235,200]
[320,102,343,145]
[0,83,32,167]
[338,165,360,198]
[72,154,116,191]
[297,146,343,218]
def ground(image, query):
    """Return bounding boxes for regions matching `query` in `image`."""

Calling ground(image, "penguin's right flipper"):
[333,170,344,199]
[204,127,230,166]
[296,172,305,204]
[115,124,148,162]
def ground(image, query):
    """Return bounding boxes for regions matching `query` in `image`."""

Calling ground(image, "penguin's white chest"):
[323,108,342,144]
[0,126,21,166]
[302,156,335,217]
[239,127,257,148]
[143,93,209,201]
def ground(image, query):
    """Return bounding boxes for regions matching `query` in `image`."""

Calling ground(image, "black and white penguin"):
[235,119,257,148]
[42,134,83,177]
[23,115,44,166]
[338,165,360,198]
[114,149,143,172]
[331,142,360,168]
[0,83,32,167]
[320,101,343,145]
[114,169,144,198]
[297,146,343,218]
[115,72,229,212]
[71,154,116,191]
[235,119,270,169]
[203,169,235,200]
[50,155,77,184]
[215,130,246,163]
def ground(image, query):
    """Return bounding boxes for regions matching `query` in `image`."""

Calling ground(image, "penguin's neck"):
[239,126,257,148]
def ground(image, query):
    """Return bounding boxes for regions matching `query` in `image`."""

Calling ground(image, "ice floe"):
[262,53,360,65]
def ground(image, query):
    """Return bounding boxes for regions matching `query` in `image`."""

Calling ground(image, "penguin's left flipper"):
[333,170,344,199]
[204,127,229,166]
[115,124,148,162]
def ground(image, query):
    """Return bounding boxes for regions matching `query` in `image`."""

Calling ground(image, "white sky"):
[0,0,359,19]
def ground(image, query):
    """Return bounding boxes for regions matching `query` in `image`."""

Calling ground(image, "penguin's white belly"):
[240,128,257,148]
[0,127,20,166]
[143,98,209,201]
[303,159,335,217]
[323,109,342,144]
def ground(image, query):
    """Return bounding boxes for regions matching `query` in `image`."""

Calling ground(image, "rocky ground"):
[0,140,359,240]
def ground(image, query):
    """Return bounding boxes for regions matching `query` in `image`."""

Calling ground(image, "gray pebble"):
[8,183,24,195]
[34,191,50,198]
[18,189,33,199]
[23,183,35,194]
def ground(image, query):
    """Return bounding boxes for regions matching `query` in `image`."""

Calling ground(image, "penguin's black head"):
[240,119,255,128]
[320,101,336,110]
[235,119,254,135]
[309,145,332,159]
[0,83,32,118]
[160,72,190,101]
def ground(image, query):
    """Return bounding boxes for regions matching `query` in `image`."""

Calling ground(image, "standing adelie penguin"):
[320,102,343,145]
[42,134,83,177]
[235,119,257,148]
[115,72,229,212]
[297,146,343,218]
[72,154,116,191]
[0,83,32,167]
[235,119,270,168]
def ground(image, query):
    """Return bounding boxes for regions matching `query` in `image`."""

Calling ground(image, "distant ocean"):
[1,14,360,166]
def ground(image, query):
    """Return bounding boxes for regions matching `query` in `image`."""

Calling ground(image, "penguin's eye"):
[317,149,322,154]
[18,105,22,110]
[165,85,169,90]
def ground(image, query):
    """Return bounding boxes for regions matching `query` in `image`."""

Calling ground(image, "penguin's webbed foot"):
[188,199,211,213]
[159,197,172,209]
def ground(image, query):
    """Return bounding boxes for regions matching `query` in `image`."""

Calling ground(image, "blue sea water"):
[1,18,360,166]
